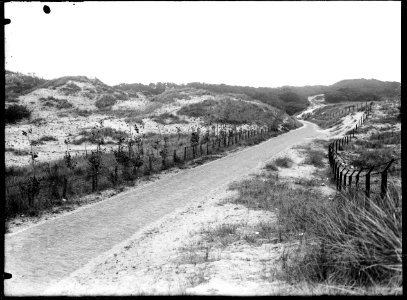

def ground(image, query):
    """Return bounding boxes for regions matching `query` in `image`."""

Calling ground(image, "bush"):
[274,156,294,168]
[39,96,73,109]
[59,82,82,95]
[95,94,117,109]
[303,150,325,168]
[264,162,278,171]
[31,135,59,145]
[152,113,188,125]
[5,104,31,123]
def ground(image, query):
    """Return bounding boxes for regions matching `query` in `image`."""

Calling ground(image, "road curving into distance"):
[4,121,326,296]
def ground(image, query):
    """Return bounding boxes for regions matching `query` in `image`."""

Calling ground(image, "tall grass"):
[285,186,402,289]
[228,169,402,292]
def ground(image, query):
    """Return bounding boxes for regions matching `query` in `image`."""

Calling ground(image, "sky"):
[5,1,401,88]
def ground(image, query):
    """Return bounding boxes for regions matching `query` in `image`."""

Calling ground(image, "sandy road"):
[4,121,326,296]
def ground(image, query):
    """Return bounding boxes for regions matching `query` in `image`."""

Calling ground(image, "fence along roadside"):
[327,102,400,199]
[5,123,283,215]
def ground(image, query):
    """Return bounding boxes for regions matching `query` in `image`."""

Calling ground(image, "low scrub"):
[5,104,31,124]
[178,97,286,128]
[59,82,82,95]
[227,167,401,293]
[152,112,188,125]
[264,162,278,171]
[303,149,325,168]
[95,94,117,109]
[151,88,192,103]
[274,156,294,168]
[30,135,58,146]
[284,188,402,289]
[40,96,73,109]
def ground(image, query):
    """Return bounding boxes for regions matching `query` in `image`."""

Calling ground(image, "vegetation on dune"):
[5,104,31,124]
[5,70,47,97]
[39,96,73,109]
[152,112,188,125]
[227,162,401,293]
[59,82,82,95]
[151,88,192,103]
[95,94,117,109]
[38,75,91,89]
[178,96,288,129]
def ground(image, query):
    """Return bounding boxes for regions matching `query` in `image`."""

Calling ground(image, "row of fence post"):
[327,102,394,198]
[325,101,370,119]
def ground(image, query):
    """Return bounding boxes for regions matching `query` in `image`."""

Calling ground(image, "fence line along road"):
[327,102,400,199]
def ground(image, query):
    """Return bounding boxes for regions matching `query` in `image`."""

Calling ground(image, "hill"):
[5,72,300,167]
[323,78,400,103]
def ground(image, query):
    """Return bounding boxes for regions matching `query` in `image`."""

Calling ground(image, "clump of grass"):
[73,127,128,145]
[152,112,188,125]
[274,156,294,168]
[201,223,241,247]
[228,167,402,292]
[264,162,278,171]
[350,149,397,170]
[284,187,402,289]
[59,82,82,95]
[39,96,73,109]
[303,149,325,168]
[74,109,92,117]
[31,118,47,126]
[151,88,192,103]
[5,148,31,156]
[30,135,58,146]
[95,94,117,109]
[5,104,31,124]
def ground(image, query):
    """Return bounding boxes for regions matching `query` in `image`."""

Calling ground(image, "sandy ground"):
[296,94,325,119]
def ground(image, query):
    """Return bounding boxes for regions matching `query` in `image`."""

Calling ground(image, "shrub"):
[264,162,278,171]
[274,156,294,168]
[31,135,58,145]
[95,94,117,109]
[39,96,73,109]
[152,113,188,125]
[75,109,92,117]
[59,82,82,95]
[303,150,325,168]
[56,99,73,109]
[5,104,31,124]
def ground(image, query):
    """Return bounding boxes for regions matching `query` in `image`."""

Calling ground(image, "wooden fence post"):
[343,169,350,188]
[355,168,363,187]
[173,149,177,164]
[206,143,209,155]
[348,170,356,188]
[338,167,343,190]
[184,147,187,161]
[381,159,395,198]
[365,166,375,198]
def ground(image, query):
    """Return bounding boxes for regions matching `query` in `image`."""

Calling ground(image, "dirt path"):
[4,121,326,296]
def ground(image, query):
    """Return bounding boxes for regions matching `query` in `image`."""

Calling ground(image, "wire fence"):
[302,101,372,120]
[5,123,283,216]
[327,102,401,199]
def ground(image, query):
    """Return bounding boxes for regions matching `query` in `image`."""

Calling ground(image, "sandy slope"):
[4,121,327,296]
